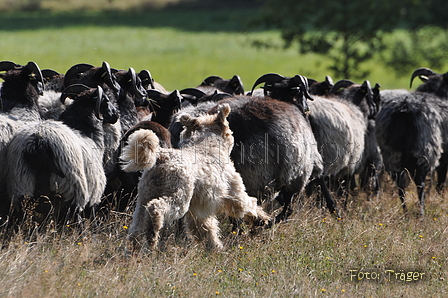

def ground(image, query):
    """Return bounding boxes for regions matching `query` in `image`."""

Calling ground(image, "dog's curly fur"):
[120,103,269,251]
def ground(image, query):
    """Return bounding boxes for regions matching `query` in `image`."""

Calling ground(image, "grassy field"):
[0,9,414,92]
[0,8,447,297]
[0,181,446,297]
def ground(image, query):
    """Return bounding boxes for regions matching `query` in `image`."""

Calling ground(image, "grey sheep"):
[376,68,448,215]
[5,85,119,225]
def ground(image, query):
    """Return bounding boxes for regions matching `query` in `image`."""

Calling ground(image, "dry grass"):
[0,175,446,297]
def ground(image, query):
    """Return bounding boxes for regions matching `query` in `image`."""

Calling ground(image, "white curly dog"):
[120,103,269,250]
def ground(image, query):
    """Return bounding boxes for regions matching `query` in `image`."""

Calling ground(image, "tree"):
[259,0,446,79]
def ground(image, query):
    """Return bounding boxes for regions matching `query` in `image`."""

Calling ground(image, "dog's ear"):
[217,103,231,122]
[180,114,200,129]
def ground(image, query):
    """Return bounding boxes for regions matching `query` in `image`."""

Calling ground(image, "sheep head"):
[251,73,314,114]
[200,75,245,95]
[64,62,121,100]
[113,67,148,106]
[61,84,119,124]
[308,75,334,96]
[0,61,44,111]
[410,67,448,99]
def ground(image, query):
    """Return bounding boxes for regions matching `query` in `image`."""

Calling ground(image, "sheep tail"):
[120,129,160,172]
[23,133,65,178]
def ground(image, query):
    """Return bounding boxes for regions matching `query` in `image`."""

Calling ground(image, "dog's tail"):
[120,129,160,172]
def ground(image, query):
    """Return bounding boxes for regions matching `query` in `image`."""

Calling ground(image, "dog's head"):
[179,103,232,145]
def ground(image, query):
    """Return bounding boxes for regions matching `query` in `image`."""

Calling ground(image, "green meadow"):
[0,8,447,297]
[0,9,411,91]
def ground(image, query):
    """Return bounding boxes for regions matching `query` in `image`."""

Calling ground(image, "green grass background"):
[0,9,411,91]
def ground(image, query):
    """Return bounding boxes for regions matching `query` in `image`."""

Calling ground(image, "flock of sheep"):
[0,60,446,250]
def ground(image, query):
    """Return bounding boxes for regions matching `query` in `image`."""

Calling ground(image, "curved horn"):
[146,89,163,99]
[180,88,207,100]
[60,83,91,104]
[138,69,155,90]
[0,61,20,72]
[128,67,147,99]
[329,79,354,94]
[211,92,233,102]
[325,75,334,87]
[250,73,286,94]
[229,75,245,94]
[292,74,314,101]
[101,61,120,92]
[64,63,94,87]
[361,80,373,100]
[42,69,61,81]
[201,75,223,86]
[25,61,44,86]
[95,85,104,120]
[410,67,437,88]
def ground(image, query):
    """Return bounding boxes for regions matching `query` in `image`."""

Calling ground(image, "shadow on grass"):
[0,7,266,33]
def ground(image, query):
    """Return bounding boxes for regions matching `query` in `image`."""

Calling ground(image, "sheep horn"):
[127,67,146,100]
[361,80,377,118]
[42,69,61,81]
[292,74,314,101]
[60,84,91,104]
[410,67,437,88]
[25,61,44,87]
[229,75,245,94]
[325,75,334,87]
[95,85,104,120]
[180,88,207,101]
[138,70,155,90]
[201,75,223,86]
[64,63,95,88]
[250,73,286,95]
[329,79,354,94]
[0,61,20,72]
[100,61,120,92]
[211,91,233,102]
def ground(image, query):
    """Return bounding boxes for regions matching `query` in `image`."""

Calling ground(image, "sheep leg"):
[414,169,427,216]
[274,188,295,223]
[436,164,447,193]
[316,176,338,215]
[396,172,408,214]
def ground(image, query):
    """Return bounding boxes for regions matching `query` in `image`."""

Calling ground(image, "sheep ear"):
[217,103,231,121]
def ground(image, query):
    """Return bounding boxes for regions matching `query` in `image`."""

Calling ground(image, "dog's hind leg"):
[185,212,223,251]
[224,174,270,224]
[128,198,169,250]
